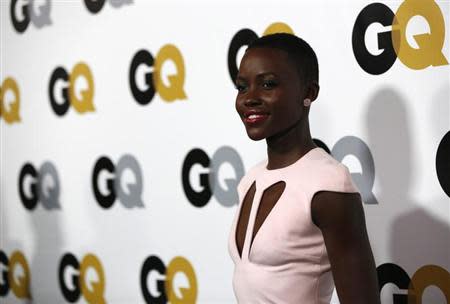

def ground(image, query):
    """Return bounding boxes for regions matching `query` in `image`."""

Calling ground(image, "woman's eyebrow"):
[256,72,277,78]
[236,72,277,83]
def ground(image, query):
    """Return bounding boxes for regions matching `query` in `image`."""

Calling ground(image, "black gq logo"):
[10,0,52,33]
[84,0,133,14]
[49,63,95,116]
[92,154,145,208]
[18,162,61,210]
[140,255,197,304]
[377,263,450,303]
[436,131,450,197]
[0,250,31,299]
[182,146,244,207]
[352,0,448,74]
[58,253,106,304]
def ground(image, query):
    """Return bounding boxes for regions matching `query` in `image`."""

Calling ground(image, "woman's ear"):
[308,81,320,102]
[300,81,320,107]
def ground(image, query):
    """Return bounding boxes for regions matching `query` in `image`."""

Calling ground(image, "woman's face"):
[235,47,306,141]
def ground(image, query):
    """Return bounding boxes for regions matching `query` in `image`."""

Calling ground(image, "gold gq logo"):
[378,263,450,303]
[0,77,21,124]
[352,0,448,74]
[129,44,187,105]
[141,255,197,304]
[49,62,95,116]
[0,250,31,299]
[59,253,106,304]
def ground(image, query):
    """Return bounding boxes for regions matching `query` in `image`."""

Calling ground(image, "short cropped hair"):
[247,33,319,86]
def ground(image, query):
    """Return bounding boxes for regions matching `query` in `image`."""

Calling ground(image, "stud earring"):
[303,98,311,107]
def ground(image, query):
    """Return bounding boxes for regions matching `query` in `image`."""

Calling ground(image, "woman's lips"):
[243,113,269,125]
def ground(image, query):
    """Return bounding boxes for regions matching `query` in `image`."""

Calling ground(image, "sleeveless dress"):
[228,147,359,304]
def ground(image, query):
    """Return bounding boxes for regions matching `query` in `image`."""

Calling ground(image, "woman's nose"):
[243,87,262,107]
[244,98,262,107]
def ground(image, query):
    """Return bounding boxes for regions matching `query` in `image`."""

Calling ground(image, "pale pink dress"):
[228,147,359,304]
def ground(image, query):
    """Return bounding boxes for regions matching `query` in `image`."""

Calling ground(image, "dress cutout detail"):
[250,181,286,249]
[235,181,256,258]
[228,147,359,304]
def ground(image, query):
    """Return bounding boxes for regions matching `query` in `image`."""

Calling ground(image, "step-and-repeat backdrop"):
[1,0,449,303]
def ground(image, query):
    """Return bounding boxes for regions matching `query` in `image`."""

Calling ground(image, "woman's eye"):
[262,80,277,89]
[235,83,247,92]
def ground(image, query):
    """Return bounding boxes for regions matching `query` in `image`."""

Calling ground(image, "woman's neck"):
[265,120,316,170]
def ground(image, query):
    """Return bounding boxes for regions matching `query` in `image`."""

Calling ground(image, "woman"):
[228,33,380,304]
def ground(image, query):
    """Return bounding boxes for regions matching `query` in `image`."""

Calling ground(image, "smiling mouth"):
[243,113,269,124]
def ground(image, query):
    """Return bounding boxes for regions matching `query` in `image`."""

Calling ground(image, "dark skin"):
[235,47,380,304]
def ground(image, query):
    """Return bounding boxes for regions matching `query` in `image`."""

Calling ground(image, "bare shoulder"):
[311,190,364,229]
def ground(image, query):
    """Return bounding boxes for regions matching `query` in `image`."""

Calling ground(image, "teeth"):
[248,114,262,119]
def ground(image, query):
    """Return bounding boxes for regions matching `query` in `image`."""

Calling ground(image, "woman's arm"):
[311,191,380,304]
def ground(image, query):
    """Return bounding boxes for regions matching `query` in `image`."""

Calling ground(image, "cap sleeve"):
[308,163,360,203]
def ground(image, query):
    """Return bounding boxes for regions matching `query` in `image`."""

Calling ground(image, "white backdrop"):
[1,0,449,303]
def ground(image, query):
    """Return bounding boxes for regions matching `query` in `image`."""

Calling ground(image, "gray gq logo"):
[10,0,52,33]
[92,154,144,209]
[182,146,245,207]
[18,161,61,210]
[320,135,378,205]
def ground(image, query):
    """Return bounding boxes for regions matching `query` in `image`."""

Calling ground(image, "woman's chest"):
[231,179,324,266]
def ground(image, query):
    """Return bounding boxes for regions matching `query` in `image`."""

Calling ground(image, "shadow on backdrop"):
[366,87,450,303]
[1,183,31,304]
[29,197,64,303]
